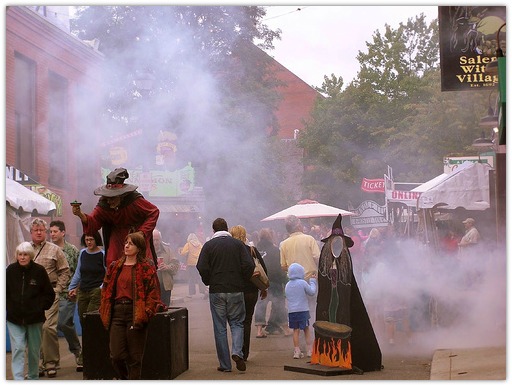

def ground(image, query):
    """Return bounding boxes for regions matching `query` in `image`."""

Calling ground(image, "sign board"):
[439,6,506,91]
[361,178,385,193]
[101,163,195,197]
[443,156,494,173]
[348,200,388,229]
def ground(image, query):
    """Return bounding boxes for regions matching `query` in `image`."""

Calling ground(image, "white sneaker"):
[293,349,304,359]
[307,350,312,357]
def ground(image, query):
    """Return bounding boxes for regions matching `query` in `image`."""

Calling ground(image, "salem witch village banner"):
[439,6,506,91]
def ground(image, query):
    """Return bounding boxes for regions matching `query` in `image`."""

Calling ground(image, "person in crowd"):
[153,229,181,306]
[249,230,260,247]
[440,229,459,256]
[378,226,412,346]
[29,218,70,378]
[230,225,268,361]
[6,242,56,380]
[280,215,320,281]
[458,217,483,287]
[196,218,254,373]
[285,263,317,359]
[254,228,290,337]
[280,215,320,320]
[383,296,411,346]
[68,232,106,334]
[361,227,382,283]
[344,225,363,283]
[458,218,480,250]
[179,233,207,298]
[71,167,160,268]
[49,220,82,372]
[98,232,161,380]
[358,229,369,242]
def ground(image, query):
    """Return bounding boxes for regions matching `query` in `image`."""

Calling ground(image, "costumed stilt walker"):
[311,214,381,374]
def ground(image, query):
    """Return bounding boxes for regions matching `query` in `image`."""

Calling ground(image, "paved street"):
[4,281,505,380]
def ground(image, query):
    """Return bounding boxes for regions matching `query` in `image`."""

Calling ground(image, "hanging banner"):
[361,178,385,193]
[439,6,506,91]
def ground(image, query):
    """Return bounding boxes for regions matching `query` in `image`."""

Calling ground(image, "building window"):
[48,71,68,188]
[14,53,36,175]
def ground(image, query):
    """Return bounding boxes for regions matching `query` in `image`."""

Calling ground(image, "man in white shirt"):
[458,218,480,248]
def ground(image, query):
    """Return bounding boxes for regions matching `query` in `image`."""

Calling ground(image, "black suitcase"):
[142,307,189,379]
[82,307,189,380]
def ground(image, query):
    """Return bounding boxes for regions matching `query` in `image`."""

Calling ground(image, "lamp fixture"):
[485,22,506,76]
[472,131,494,149]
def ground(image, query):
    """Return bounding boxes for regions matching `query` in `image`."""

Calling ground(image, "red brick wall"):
[269,57,321,140]
[6,6,104,241]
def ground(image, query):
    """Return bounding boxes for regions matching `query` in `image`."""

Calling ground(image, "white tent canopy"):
[6,178,56,265]
[261,199,355,221]
[6,177,56,215]
[416,161,491,210]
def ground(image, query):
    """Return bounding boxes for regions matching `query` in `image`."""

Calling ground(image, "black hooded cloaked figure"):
[312,214,381,373]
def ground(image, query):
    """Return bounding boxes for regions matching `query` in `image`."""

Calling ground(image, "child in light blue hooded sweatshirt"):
[285,262,317,359]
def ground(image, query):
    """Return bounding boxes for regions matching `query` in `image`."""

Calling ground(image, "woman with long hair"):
[229,225,268,361]
[98,232,161,380]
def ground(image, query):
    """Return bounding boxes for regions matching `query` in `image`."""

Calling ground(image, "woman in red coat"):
[99,232,161,380]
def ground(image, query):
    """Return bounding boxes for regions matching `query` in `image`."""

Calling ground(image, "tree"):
[300,13,490,208]
[70,6,287,229]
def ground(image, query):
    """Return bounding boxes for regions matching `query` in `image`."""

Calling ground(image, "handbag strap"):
[250,246,256,259]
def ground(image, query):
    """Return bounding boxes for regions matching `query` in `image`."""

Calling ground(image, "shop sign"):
[349,200,388,229]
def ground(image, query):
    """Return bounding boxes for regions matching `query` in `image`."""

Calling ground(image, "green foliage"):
[300,13,491,207]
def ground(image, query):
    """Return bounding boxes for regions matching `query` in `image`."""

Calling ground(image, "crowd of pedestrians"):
[7,168,486,379]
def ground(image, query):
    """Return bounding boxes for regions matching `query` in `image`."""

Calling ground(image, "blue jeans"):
[209,292,245,370]
[57,297,81,358]
[7,321,43,380]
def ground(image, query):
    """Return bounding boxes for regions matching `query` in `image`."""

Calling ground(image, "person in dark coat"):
[254,228,290,337]
[196,218,255,373]
[6,242,56,380]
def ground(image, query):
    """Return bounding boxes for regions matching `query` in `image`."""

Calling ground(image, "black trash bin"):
[82,307,189,379]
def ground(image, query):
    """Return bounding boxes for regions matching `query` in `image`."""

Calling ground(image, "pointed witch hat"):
[321,213,344,242]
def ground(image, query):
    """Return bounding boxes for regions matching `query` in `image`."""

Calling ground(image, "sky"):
[261,5,439,88]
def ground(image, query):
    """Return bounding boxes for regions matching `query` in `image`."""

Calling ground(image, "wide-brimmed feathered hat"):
[93,168,138,197]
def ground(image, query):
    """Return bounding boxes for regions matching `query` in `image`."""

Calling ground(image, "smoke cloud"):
[356,237,506,356]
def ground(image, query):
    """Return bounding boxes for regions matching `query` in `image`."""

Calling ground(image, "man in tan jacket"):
[153,229,180,306]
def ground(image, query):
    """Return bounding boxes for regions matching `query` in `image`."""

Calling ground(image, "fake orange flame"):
[310,337,352,369]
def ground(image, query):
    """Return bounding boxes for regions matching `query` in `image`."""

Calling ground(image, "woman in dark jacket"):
[229,225,268,362]
[6,242,55,380]
[254,228,290,336]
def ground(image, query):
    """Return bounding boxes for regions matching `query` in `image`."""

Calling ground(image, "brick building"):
[5,6,320,240]
[6,6,104,241]
[266,52,322,201]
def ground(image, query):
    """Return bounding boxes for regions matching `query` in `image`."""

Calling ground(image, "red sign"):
[361,178,385,193]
